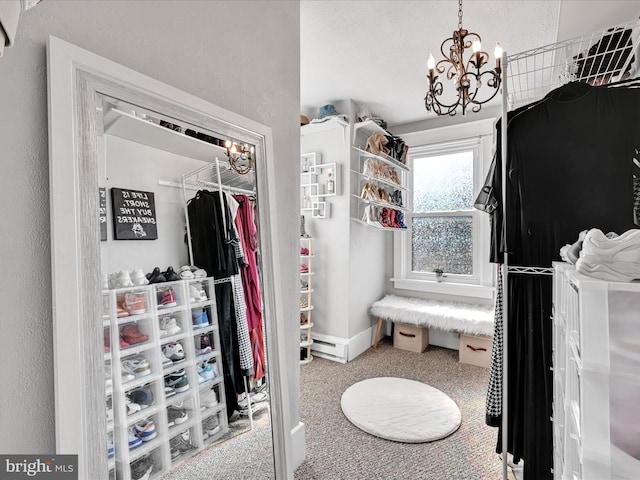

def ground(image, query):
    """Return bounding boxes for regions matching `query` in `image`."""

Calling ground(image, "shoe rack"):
[553,263,640,480]
[299,237,314,364]
[103,277,228,480]
[351,120,410,230]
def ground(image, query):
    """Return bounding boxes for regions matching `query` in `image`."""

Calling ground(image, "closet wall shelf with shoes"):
[351,122,410,230]
[299,237,314,364]
[103,274,228,480]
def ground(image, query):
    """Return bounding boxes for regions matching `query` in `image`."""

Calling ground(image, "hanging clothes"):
[234,194,266,381]
[477,81,640,480]
[226,193,255,377]
[187,190,245,416]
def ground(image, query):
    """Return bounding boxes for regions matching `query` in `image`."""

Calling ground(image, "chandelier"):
[225,140,254,175]
[425,0,503,116]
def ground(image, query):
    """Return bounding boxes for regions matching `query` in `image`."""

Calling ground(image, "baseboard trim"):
[311,326,382,363]
[347,325,374,361]
[291,421,306,469]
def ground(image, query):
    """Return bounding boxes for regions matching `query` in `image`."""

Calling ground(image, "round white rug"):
[340,377,461,443]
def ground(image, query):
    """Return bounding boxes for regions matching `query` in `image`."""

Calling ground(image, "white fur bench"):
[370,295,495,349]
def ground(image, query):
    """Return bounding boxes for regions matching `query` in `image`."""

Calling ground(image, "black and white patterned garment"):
[485,265,503,426]
[230,220,254,377]
[634,176,640,225]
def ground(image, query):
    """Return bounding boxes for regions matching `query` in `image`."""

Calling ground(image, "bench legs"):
[374,318,384,348]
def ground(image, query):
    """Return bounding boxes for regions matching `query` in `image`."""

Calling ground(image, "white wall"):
[0,0,300,462]
[300,125,351,340]
[101,135,204,274]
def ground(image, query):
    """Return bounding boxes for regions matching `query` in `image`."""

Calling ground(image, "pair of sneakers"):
[123,291,146,315]
[165,369,189,394]
[157,287,177,309]
[127,386,154,415]
[169,430,196,460]
[108,269,148,289]
[199,388,219,410]
[105,363,135,384]
[159,317,181,337]
[162,342,185,363]
[130,454,154,480]
[134,418,157,442]
[202,414,221,439]
[120,324,148,345]
[167,402,189,427]
[196,334,212,357]
[197,362,215,383]
[189,284,208,303]
[146,266,180,284]
[178,265,207,280]
[575,228,640,281]
[192,309,209,329]
[122,355,151,378]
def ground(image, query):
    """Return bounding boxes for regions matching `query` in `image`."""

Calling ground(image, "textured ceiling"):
[301,0,640,128]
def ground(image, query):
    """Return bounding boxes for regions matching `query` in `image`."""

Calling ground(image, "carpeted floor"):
[161,404,274,480]
[160,338,503,479]
[294,339,503,480]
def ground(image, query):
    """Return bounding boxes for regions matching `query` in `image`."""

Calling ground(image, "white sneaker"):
[189,285,208,303]
[179,266,195,280]
[581,228,640,263]
[130,268,149,286]
[576,254,640,282]
[108,272,120,289]
[576,228,640,281]
[160,317,181,336]
[200,389,218,410]
[117,270,134,288]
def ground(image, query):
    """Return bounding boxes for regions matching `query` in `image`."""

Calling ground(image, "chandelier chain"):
[458,0,463,30]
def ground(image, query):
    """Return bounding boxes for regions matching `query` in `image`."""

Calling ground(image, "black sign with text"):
[99,187,107,241]
[110,187,158,240]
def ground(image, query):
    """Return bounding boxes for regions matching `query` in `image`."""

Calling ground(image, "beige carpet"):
[295,339,503,479]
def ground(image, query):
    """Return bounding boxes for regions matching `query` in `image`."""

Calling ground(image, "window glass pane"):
[412,216,473,274]
[413,151,473,212]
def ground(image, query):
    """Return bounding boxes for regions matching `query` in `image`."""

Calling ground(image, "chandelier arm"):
[425,78,464,112]
[461,70,501,105]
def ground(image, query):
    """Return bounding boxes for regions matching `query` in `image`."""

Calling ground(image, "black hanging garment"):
[187,190,243,416]
[478,81,640,480]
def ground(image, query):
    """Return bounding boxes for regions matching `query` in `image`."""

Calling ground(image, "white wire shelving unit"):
[499,17,640,480]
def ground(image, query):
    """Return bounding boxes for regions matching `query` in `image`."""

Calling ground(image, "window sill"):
[390,277,495,299]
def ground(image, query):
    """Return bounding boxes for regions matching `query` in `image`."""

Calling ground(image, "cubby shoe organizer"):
[103,277,228,479]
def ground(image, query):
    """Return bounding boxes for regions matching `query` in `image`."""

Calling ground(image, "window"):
[392,120,494,298]
[412,149,474,275]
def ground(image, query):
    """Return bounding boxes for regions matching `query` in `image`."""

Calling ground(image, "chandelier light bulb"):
[472,40,481,53]
[427,53,435,70]
[494,43,503,59]
[225,140,231,148]
[231,144,237,154]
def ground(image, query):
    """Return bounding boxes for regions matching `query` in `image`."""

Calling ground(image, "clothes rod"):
[157,179,255,196]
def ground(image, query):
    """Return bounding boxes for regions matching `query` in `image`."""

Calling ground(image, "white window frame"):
[392,119,495,299]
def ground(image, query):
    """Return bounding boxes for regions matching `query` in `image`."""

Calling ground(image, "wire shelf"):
[507,18,640,108]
